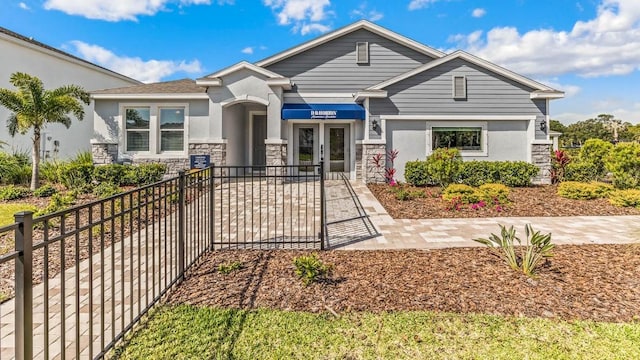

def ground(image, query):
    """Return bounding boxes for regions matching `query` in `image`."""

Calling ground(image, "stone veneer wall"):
[531,143,552,185]
[265,143,287,166]
[355,143,363,180]
[91,143,118,165]
[362,144,387,183]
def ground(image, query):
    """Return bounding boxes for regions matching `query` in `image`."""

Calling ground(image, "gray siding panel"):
[370,58,547,118]
[266,29,435,92]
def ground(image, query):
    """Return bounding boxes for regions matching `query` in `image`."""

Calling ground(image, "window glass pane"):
[298,128,314,172]
[160,108,185,129]
[127,131,149,151]
[125,108,150,129]
[161,131,184,151]
[432,127,481,151]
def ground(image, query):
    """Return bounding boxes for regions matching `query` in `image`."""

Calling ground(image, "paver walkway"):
[338,181,640,249]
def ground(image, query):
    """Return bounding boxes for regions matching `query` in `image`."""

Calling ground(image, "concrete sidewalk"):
[340,181,640,250]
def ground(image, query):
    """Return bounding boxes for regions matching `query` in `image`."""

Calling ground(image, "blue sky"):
[1,0,640,124]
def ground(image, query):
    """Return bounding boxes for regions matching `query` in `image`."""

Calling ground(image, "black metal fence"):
[0,163,325,359]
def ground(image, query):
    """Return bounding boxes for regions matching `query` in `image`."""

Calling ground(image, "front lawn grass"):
[114,305,640,360]
[0,203,37,227]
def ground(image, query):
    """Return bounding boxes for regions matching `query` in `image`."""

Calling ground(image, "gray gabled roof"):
[0,26,140,85]
[92,79,205,95]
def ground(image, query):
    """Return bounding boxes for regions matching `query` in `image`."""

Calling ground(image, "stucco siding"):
[265,29,435,92]
[385,120,428,183]
[0,36,138,159]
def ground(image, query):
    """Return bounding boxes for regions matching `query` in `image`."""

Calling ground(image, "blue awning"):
[282,103,365,120]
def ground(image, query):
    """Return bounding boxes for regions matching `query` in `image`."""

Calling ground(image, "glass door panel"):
[298,127,314,172]
[329,128,345,172]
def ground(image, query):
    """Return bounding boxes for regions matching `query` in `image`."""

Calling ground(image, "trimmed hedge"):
[557,181,613,200]
[608,189,640,208]
[564,161,598,183]
[404,159,539,187]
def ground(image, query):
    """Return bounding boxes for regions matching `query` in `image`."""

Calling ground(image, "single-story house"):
[0,26,140,159]
[91,20,564,183]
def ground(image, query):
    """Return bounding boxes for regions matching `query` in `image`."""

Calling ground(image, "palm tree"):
[0,72,90,190]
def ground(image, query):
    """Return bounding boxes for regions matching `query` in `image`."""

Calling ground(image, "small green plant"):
[425,148,463,187]
[578,139,613,179]
[58,162,94,192]
[35,192,77,217]
[392,186,425,201]
[404,160,432,186]
[122,164,167,186]
[93,164,126,185]
[293,254,332,286]
[93,182,122,199]
[217,261,244,275]
[605,142,640,189]
[478,183,510,204]
[557,181,613,200]
[0,151,30,185]
[442,184,481,204]
[473,224,554,277]
[0,185,31,201]
[608,189,640,208]
[33,184,57,198]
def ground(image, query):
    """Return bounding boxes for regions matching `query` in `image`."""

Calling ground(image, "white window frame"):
[427,121,488,157]
[123,106,151,153]
[158,106,187,153]
[452,75,467,99]
[356,42,369,64]
[120,102,189,158]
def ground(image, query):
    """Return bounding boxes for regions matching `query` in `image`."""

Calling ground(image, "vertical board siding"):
[266,29,435,92]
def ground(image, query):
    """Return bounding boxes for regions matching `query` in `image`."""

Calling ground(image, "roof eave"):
[91,93,209,100]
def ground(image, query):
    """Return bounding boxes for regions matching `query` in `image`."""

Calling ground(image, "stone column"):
[189,141,227,178]
[91,141,118,165]
[265,140,287,183]
[355,143,363,180]
[362,143,387,183]
[531,142,552,185]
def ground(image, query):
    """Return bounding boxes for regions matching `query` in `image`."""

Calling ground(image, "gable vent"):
[356,42,369,64]
[453,76,466,99]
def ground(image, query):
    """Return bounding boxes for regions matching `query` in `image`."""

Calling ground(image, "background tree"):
[597,114,627,143]
[0,72,90,189]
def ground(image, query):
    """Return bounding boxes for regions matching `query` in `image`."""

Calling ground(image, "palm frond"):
[48,85,90,105]
[6,113,19,136]
[0,89,24,113]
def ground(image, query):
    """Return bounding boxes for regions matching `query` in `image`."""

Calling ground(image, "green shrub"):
[93,182,122,199]
[608,189,640,208]
[579,139,613,178]
[425,148,463,187]
[58,163,94,192]
[474,224,554,277]
[33,184,57,198]
[70,151,93,165]
[392,186,426,201]
[557,181,613,200]
[404,160,432,186]
[293,254,332,286]
[217,261,244,274]
[93,164,125,185]
[35,192,76,217]
[0,185,31,201]
[123,164,167,186]
[495,162,539,187]
[564,161,599,182]
[605,142,640,189]
[0,152,31,185]
[39,161,62,183]
[478,183,510,204]
[442,184,481,204]
[458,161,500,187]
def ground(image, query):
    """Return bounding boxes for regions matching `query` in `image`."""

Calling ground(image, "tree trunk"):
[31,127,40,190]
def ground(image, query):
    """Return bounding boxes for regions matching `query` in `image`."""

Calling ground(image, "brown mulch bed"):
[368,184,640,219]
[169,245,640,323]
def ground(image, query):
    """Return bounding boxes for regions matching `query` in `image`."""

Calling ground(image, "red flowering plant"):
[550,150,571,184]
[370,149,399,185]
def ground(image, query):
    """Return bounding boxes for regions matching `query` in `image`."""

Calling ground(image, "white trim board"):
[92,94,209,100]
[256,20,445,67]
[381,115,537,121]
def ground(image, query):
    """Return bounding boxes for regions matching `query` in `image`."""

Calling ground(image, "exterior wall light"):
[539,120,547,132]
[371,118,379,131]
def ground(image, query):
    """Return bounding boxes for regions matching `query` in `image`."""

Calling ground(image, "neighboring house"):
[91,21,564,183]
[0,26,140,159]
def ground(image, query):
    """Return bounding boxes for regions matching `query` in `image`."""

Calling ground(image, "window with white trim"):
[125,107,150,151]
[452,75,466,99]
[159,108,185,151]
[432,127,482,151]
[356,42,369,64]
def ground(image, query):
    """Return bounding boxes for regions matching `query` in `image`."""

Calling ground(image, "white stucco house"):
[91,21,564,183]
[0,26,140,159]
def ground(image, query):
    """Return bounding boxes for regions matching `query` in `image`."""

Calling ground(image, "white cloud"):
[263,0,332,34]
[408,0,440,11]
[471,8,486,18]
[241,46,254,54]
[43,0,225,22]
[351,3,383,22]
[18,2,30,10]
[535,78,581,98]
[69,41,202,83]
[449,0,640,78]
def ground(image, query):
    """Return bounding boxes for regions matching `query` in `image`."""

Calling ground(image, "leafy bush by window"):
[578,139,613,179]
[424,148,463,187]
[564,161,599,182]
[457,161,500,187]
[93,164,126,185]
[33,184,57,198]
[608,189,640,208]
[404,160,432,186]
[605,142,640,189]
[557,181,613,200]
[0,185,31,201]
[474,224,554,277]
[495,162,539,187]
[58,163,94,193]
[93,182,122,199]
[122,164,167,186]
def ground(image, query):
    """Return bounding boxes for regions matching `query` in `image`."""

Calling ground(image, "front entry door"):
[252,114,267,167]
[293,124,319,174]
[324,125,350,174]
